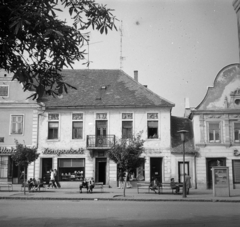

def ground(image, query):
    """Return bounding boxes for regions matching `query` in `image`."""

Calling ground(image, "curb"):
[1,196,240,203]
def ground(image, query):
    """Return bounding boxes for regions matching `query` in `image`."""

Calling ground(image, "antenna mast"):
[120,21,124,70]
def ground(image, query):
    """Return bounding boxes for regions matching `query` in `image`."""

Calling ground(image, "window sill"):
[147,138,160,140]
[46,139,60,142]
[196,143,231,147]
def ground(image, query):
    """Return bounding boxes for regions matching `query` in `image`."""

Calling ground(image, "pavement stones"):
[0,184,240,202]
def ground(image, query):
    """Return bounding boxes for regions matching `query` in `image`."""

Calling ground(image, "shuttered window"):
[59,159,84,168]
[233,160,240,183]
[122,121,132,139]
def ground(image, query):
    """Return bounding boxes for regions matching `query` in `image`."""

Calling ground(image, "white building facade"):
[33,69,175,187]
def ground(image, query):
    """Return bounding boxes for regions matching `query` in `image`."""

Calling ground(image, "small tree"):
[107,132,145,197]
[11,140,39,194]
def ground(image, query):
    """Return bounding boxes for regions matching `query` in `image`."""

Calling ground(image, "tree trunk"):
[24,166,26,195]
[123,171,128,197]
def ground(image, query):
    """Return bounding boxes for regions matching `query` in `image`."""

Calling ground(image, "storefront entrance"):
[150,157,162,183]
[206,158,226,189]
[95,158,106,184]
[42,158,52,184]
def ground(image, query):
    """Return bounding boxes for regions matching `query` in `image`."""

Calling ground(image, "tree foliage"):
[107,132,145,196]
[11,140,39,167]
[0,0,117,99]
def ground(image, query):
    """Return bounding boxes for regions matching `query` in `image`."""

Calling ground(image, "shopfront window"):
[58,158,85,181]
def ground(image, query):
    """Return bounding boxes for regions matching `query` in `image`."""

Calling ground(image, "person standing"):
[185,174,191,194]
[48,169,57,189]
[54,169,61,188]
[118,169,124,189]
[126,172,132,188]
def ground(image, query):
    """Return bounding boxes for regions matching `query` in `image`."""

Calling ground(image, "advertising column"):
[212,166,230,197]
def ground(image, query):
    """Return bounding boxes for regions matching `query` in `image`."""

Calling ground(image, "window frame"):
[72,113,84,140]
[147,113,159,139]
[121,112,134,139]
[234,122,240,143]
[0,85,9,97]
[47,113,60,140]
[10,115,24,135]
[207,121,221,143]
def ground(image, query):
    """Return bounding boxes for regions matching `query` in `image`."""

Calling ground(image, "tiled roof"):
[171,116,195,154]
[40,69,175,108]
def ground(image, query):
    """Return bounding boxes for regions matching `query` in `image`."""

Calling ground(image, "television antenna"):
[119,21,125,70]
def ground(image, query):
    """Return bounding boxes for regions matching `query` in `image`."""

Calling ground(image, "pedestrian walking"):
[185,174,191,194]
[47,169,57,189]
[54,169,61,188]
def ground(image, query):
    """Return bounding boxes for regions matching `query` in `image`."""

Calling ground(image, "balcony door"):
[96,120,107,147]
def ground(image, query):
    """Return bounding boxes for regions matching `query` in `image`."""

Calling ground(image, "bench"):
[0,182,13,191]
[160,182,183,194]
[21,183,46,192]
[94,182,104,192]
[79,182,104,193]
[137,182,160,194]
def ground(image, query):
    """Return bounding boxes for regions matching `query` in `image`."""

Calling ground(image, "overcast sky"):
[62,0,239,116]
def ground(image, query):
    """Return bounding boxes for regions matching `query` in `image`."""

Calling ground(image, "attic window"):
[235,99,240,105]
[96,97,101,100]
[101,86,107,90]
[0,85,9,97]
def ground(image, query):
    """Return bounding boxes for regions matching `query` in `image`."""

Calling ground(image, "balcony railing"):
[87,135,115,149]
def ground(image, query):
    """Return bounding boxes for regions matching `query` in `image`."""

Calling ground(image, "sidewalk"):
[1,184,240,202]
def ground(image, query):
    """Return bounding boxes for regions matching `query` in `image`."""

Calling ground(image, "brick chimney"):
[134,70,138,82]
[233,0,240,61]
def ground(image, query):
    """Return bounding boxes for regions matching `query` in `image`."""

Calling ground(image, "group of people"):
[27,178,44,191]
[79,178,95,193]
[149,174,191,194]
[47,169,61,189]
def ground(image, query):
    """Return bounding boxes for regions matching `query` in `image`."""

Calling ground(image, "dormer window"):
[0,85,8,97]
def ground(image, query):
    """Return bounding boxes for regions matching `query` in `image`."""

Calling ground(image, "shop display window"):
[58,158,85,181]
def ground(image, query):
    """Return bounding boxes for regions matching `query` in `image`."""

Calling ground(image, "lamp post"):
[177,130,188,198]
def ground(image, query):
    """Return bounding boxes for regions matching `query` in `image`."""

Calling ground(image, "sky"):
[61,0,239,117]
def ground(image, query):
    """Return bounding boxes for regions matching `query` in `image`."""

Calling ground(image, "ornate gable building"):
[188,64,240,189]
[36,69,175,187]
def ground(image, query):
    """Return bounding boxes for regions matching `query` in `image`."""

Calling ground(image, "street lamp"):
[177,130,188,198]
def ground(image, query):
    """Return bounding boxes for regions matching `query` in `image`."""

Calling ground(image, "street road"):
[0,200,239,227]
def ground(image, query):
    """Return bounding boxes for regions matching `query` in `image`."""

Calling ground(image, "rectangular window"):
[72,113,83,139]
[0,85,8,97]
[234,123,240,142]
[72,122,83,139]
[11,115,23,134]
[0,156,8,178]
[233,160,240,184]
[122,121,133,139]
[48,114,59,139]
[208,122,220,143]
[147,121,158,139]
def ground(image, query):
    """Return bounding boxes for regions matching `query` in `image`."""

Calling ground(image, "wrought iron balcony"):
[86,135,115,149]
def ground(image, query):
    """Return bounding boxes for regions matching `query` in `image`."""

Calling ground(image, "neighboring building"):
[35,69,175,187]
[187,64,240,189]
[0,70,40,183]
[170,116,197,189]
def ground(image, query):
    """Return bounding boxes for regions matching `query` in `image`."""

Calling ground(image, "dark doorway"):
[96,158,106,184]
[150,157,162,183]
[42,158,52,184]
[206,158,226,189]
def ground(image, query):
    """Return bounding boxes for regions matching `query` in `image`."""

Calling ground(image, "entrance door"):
[206,158,226,189]
[96,158,107,184]
[96,121,107,147]
[42,158,52,184]
[150,158,162,183]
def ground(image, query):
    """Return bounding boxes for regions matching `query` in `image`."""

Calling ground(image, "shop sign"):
[42,148,85,156]
[0,147,16,154]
